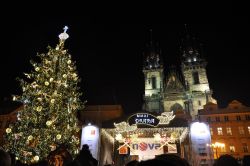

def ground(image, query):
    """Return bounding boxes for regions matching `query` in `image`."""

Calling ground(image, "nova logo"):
[132,142,161,151]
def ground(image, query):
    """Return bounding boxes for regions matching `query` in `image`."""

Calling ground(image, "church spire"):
[150,29,153,45]
[180,24,205,65]
[143,29,163,70]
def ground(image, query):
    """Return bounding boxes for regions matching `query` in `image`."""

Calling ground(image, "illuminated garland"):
[157,111,175,125]
[4,26,83,164]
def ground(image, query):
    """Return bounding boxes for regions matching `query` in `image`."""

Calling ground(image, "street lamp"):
[207,142,225,159]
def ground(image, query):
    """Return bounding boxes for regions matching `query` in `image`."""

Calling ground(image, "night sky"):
[0,17,249,113]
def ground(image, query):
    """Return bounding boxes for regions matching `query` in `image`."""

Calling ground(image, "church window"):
[198,100,201,106]
[236,115,241,121]
[152,76,156,89]
[192,71,200,84]
[170,103,183,113]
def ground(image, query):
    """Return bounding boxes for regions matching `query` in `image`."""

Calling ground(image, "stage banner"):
[81,125,100,160]
[130,138,163,156]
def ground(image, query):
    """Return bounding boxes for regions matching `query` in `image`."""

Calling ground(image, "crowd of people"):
[1,146,250,166]
[0,144,98,166]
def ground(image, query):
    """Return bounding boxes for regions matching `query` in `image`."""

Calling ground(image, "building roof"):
[198,100,250,115]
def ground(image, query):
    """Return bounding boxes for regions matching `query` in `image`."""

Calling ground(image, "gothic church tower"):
[142,26,216,120]
[180,26,217,119]
[143,30,163,113]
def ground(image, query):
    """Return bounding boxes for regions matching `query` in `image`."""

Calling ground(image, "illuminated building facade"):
[198,100,250,160]
[143,30,217,120]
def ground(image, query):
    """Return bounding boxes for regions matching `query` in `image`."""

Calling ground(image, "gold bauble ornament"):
[6,128,12,133]
[37,98,42,101]
[51,99,55,104]
[45,81,49,86]
[28,135,33,140]
[35,67,40,71]
[34,156,39,161]
[46,121,52,126]
[63,74,67,78]
[36,106,42,112]
[67,60,71,64]
[49,78,54,82]
[56,134,62,140]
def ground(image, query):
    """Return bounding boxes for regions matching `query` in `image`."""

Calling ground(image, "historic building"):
[143,30,216,120]
[198,100,250,160]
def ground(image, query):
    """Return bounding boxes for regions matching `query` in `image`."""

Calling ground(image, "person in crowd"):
[73,144,98,166]
[126,160,139,166]
[155,154,190,166]
[47,145,73,166]
[213,154,239,166]
[242,155,250,166]
[138,154,189,166]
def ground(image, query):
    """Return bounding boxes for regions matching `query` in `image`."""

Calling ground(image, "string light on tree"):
[4,26,84,164]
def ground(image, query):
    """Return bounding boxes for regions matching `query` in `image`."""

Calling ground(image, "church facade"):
[143,31,217,120]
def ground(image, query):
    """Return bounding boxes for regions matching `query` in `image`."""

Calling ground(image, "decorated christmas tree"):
[4,26,83,164]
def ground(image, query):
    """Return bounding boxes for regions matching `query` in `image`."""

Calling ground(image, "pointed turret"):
[143,29,163,70]
[180,24,206,66]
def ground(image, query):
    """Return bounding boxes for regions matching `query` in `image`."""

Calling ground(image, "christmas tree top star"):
[59,26,69,41]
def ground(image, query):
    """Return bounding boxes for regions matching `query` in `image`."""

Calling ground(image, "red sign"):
[119,146,128,154]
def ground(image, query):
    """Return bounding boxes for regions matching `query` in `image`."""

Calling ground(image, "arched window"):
[170,103,183,113]
[192,71,200,84]
[152,76,156,89]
